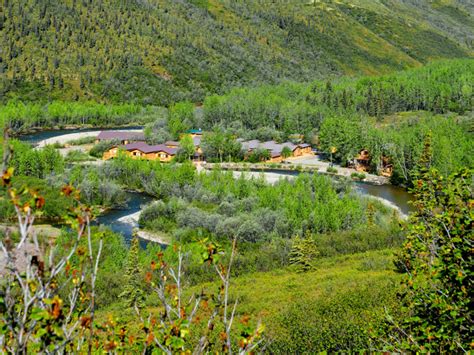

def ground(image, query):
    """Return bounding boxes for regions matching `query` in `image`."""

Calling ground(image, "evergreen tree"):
[412,131,433,181]
[119,231,145,310]
[289,232,319,272]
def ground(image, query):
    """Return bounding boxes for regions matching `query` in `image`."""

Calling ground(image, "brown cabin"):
[103,142,178,162]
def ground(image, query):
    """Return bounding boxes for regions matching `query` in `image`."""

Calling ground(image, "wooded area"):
[1,0,472,104]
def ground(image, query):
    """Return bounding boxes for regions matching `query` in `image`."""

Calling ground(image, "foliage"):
[88,139,120,158]
[202,60,474,136]
[220,250,402,353]
[0,175,103,353]
[2,0,472,103]
[382,167,473,352]
[168,102,194,139]
[119,233,145,310]
[67,165,128,208]
[201,129,243,163]
[178,134,196,161]
[289,232,319,272]
[65,149,92,163]
[133,240,264,353]
[101,157,403,247]
[247,148,271,163]
[326,166,338,174]
[351,172,366,180]
[281,146,292,159]
[63,136,96,146]
[7,140,64,179]
[0,159,263,353]
[0,101,155,132]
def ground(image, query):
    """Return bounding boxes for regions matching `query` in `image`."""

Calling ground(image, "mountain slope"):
[0,0,472,105]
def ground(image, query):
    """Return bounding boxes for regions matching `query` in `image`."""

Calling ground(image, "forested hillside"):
[1,0,473,105]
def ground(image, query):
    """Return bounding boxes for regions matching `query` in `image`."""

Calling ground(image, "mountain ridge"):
[0,0,472,105]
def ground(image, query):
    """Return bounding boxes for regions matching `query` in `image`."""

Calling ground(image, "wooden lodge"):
[240,140,313,163]
[103,142,178,162]
[354,149,393,177]
[184,129,203,138]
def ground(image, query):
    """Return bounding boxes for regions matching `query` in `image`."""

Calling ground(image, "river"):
[241,169,414,215]
[94,191,154,245]
[20,129,414,241]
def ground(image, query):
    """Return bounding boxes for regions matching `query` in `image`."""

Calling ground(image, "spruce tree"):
[119,231,145,310]
[289,232,319,272]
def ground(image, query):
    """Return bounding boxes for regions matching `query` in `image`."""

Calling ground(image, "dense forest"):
[1,0,473,104]
[202,59,474,132]
[199,60,474,185]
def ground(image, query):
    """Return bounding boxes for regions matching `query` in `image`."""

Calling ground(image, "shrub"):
[89,139,121,158]
[314,225,404,257]
[65,136,97,146]
[326,166,338,174]
[65,149,92,162]
[270,277,400,353]
[351,172,366,180]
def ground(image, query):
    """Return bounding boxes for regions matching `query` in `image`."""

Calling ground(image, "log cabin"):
[240,140,313,162]
[103,142,178,162]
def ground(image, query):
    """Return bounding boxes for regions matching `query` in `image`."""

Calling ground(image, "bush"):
[326,166,338,174]
[89,139,121,158]
[270,277,399,352]
[65,136,97,146]
[314,225,404,257]
[351,172,366,180]
[65,149,93,162]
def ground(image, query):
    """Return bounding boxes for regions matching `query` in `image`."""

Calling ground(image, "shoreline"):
[12,124,144,137]
[137,230,170,245]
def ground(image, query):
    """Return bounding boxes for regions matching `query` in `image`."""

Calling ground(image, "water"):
[354,182,414,215]
[20,129,414,241]
[94,192,153,245]
[244,168,414,215]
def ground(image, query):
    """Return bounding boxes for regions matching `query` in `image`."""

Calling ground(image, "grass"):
[95,248,402,351]
[189,249,401,350]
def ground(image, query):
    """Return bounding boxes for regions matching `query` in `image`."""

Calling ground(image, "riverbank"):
[12,124,144,137]
[199,167,410,217]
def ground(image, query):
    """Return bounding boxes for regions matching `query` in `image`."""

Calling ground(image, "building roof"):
[165,137,201,147]
[164,140,180,147]
[241,140,297,155]
[298,143,311,148]
[124,142,178,155]
[241,140,260,150]
[97,131,145,141]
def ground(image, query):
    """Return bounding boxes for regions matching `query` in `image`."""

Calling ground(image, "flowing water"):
[244,168,414,214]
[94,192,153,244]
[20,130,414,240]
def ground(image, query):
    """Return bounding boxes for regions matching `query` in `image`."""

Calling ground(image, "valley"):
[0,1,472,352]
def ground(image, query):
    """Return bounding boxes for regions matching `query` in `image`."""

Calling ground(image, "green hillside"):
[1,0,472,105]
